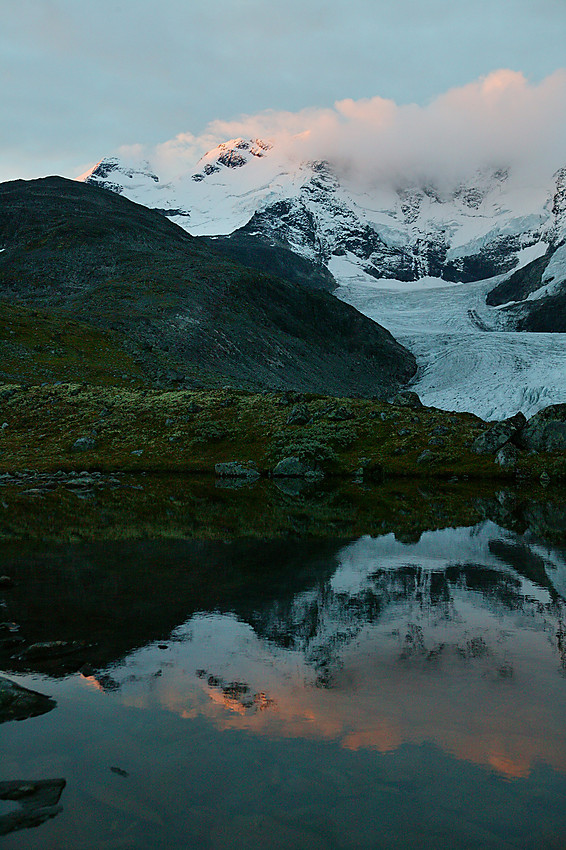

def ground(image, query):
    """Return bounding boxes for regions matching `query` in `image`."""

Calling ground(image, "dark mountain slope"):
[0,177,415,395]
[486,244,566,331]
[202,230,336,292]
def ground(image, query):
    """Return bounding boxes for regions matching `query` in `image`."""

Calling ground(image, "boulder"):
[0,676,56,723]
[520,404,566,453]
[417,450,436,464]
[214,462,259,481]
[71,436,96,452]
[286,404,311,426]
[495,444,520,468]
[392,391,423,409]
[327,406,354,421]
[272,457,322,479]
[472,412,526,454]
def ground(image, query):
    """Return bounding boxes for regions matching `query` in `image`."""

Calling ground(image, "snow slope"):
[80,140,566,418]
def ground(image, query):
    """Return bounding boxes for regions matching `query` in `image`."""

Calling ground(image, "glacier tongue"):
[337,273,566,419]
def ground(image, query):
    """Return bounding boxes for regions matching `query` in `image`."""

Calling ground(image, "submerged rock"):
[472,412,526,454]
[0,778,65,836]
[14,640,88,662]
[0,676,56,723]
[272,457,323,479]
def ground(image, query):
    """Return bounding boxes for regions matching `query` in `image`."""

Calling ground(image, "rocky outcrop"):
[519,404,566,452]
[0,676,56,723]
[392,391,423,409]
[472,412,526,454]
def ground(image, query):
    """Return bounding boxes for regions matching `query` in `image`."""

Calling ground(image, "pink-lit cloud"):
[127,70,566,189]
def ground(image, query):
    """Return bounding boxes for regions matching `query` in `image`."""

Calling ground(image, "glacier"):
[80,139,566,419]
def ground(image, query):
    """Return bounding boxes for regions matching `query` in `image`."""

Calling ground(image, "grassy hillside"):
[0,176,416,396]
[0,383,564,482]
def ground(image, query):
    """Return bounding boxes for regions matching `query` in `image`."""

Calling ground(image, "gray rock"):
[428,437,445,447]
[272,457,317,477]
[520,403,566,452]
[392,391,423,409]
[0,676,56,724]
[286,404,311,426]
[214,462,259,480]
[0,778,65,836]
[327,406,354,421]
[472,412,526,454]
[417,450,436,464]
[495,444,520,467]
[14,640,88,662]
[71,436,96,452]
[398,428,411,437]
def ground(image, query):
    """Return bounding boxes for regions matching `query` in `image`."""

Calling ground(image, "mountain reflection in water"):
[70,522,566,781]
[2,510,566,849]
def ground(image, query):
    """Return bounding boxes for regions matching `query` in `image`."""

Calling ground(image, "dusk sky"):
[2,0,566,183]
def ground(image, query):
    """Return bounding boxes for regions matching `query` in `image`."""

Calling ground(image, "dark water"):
[1,486,566,848]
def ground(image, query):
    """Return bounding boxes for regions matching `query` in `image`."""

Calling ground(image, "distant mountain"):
[0,176,416,395]
[82,139,566,332]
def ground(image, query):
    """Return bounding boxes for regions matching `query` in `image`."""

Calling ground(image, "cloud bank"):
[121,70,566,189]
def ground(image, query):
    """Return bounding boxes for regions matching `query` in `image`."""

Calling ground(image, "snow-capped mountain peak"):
[191,137,273,182]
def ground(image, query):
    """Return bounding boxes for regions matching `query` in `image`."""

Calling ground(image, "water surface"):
[1,486,566,848]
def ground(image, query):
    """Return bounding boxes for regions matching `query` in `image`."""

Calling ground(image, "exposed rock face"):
[520,404,566,452]
[0,676,56,723]
[0,177,416,397]
[486,252,553,306]
[472,412,527,454]
[81,146,566,293]
[488,242,566,332]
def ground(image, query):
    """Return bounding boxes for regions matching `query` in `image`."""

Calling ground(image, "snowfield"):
[337,271,566,420]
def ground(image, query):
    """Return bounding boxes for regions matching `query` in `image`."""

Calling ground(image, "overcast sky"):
[1,0,565,183]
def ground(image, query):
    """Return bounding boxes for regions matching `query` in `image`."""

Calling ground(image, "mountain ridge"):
[0,175,416,396]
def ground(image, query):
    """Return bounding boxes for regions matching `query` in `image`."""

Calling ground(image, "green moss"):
[0,303,144,386]
[0,383,562,485]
